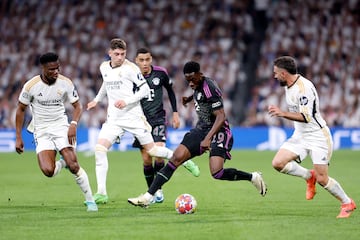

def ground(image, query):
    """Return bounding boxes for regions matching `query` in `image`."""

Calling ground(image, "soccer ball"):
[174,193,197,214]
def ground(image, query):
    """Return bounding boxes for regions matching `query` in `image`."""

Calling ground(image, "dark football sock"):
[212,168,252,181]
[148,162,177,195]
[154,160,165,174]
[143,164,154,188]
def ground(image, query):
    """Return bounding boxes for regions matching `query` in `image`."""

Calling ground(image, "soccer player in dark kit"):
[132,48,200,203]
[128,61,267,208]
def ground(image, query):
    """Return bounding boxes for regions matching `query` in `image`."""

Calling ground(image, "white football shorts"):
[98,117,153,145]
[33,124,73,153]
[280,127,333,165]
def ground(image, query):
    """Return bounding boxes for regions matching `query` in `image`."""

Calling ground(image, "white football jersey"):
[18,74,79,130]
[285,75,327,133]
[94,59,149,123]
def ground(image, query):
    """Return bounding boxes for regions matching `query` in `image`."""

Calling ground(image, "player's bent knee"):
[42,168,55,178]
[272,159,284,171]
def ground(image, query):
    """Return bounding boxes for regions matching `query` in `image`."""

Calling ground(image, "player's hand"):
[15,138,24,154]
[182,96,192,107]
[68,126,77,145]
[200,138,211,152]
[268,105,283,117]
[114,100,126,109]
[172,112,180,129]
[87,101,97,110]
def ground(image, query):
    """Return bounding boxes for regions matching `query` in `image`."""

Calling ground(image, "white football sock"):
[74,167,94,202]
[144,192,153,200]
[280,161,311,180]
[95,144,108,195]
[324,177,351,204]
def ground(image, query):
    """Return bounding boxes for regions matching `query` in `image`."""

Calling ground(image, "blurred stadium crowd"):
[0,0,359,129]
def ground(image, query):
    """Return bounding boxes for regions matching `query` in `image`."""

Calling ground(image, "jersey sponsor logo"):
[105,81,122,90]
[299,96,308,105]
[212,101,221,108]
[146,89,155,101]
[197,92,202,100]
[37,93,42,96]
[152,77,160,85]
[36,98,62,106]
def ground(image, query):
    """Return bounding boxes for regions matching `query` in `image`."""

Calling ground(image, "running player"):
[128,61,267,208]
[133,48,200,203]
[87,39,175,204]
[269,56,356,218]
[15,52,98,211]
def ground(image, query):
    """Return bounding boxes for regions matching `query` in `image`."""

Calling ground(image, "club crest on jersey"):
[299,96,308,105]
[152,77,160,85]
[197,92,202,100]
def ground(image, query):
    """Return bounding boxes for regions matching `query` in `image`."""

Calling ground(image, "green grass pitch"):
[0,150,359,240]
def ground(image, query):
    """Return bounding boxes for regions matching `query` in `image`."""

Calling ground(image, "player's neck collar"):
[288,74,300,88]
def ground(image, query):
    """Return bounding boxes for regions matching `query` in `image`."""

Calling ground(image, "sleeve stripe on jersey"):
[153,65,168,75]
[58,74,73,84]
[296,78,305,94]
[25,76,41,92]
[203,81,212,98]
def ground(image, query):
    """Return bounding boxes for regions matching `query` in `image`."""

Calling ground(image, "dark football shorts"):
[132,124,167,149]
[181,127,233,160]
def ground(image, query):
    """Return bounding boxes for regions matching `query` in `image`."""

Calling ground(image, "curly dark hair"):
[183,61,200,74]
[39,52,58,65]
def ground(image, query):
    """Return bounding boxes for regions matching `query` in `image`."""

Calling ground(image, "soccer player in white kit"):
[87,38,173,204]
[268,56,356,218]
[15,52,97,212]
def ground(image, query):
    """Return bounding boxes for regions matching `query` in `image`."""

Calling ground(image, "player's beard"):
[279,80,287,86]
[276,78,286,87]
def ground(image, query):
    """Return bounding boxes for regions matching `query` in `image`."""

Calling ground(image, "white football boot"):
[251,172,267,196]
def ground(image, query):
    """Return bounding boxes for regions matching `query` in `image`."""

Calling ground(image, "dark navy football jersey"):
[140,65,177,126]
[193,77,229,130]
